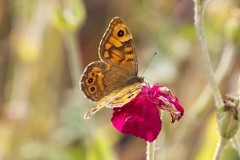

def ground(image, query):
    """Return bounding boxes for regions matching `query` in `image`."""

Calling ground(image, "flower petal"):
[111,83,184,142]
[111,94,162,142]
[157,86,184,123]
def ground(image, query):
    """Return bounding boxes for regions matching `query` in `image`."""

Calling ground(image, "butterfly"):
[80,17,144,119]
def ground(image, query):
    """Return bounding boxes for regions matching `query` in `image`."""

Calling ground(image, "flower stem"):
[146,141,155,160]
[194,1,230,159]
[194,0,224,109]
[212,137,228,160]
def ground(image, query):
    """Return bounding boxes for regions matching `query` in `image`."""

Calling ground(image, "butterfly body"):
[80,17,143,119]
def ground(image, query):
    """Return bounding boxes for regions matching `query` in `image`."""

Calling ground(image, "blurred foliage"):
[0,0,239,160]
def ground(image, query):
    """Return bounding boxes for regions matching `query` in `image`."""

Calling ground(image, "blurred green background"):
[0,0,239,160]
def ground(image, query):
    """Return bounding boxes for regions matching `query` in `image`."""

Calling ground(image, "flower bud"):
[217,94,240,139]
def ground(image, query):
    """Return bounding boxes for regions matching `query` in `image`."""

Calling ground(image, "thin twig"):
[166,42,235,160]
[194,0,228,160]
[194,0,224,109]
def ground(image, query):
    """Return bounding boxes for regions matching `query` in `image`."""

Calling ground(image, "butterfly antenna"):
[140,52,157,77]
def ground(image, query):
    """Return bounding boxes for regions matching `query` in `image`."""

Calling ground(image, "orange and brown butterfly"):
[80,17,144,119]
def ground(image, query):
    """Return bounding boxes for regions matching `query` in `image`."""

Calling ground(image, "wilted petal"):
[157,86,184,123]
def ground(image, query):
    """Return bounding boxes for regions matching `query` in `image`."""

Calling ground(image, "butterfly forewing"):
[80,17,143,119]
[99,17,138,76]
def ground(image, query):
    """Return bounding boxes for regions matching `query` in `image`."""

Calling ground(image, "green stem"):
[146,141,155,160]
[170,43,235,155]
[194,0,224,109]
[212,137,228,160]
[194,0,229,159]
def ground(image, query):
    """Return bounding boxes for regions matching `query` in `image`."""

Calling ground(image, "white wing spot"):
[125,116,132,122]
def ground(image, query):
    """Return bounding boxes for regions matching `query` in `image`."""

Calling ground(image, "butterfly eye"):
[88,78,93,84]
[90,86,96,92]
[117,30,124,37]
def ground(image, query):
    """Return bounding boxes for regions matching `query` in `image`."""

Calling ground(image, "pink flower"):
[111,84,184,142]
